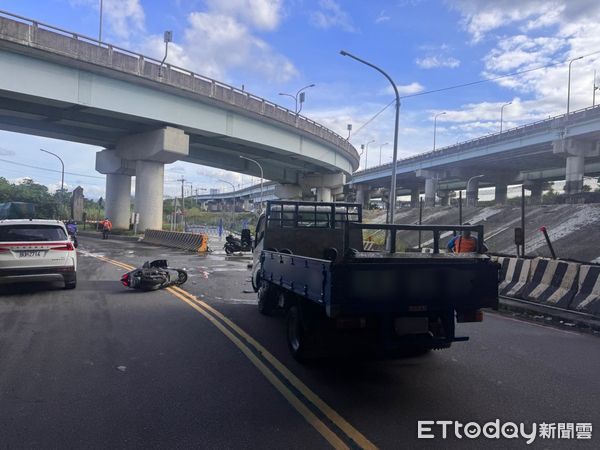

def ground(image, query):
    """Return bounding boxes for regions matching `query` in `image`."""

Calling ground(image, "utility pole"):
[177,176,185,231]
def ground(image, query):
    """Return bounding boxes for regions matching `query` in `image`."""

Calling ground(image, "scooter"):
[120,259,188,291]
[224,230,252,254]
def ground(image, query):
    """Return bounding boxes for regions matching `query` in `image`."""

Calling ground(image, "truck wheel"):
[287,305,317,362]
[257,282,277,316]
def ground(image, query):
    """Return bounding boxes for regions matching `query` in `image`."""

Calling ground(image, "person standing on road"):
[447,227,479,253]
[101,218,112,240]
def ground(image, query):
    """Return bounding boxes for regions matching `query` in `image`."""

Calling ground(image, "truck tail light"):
[456,310,484,323]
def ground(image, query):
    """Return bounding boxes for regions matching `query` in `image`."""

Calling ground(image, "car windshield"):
[0,225,66,242]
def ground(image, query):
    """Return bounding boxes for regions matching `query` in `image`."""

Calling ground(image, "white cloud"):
[309,0,355,32]
[382,82,425,96]
[375,10,390,24]
[71,0,145,41]
[416,55,460,69]
[203,0,283,30]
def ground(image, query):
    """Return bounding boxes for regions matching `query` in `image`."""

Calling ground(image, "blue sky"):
[1,0,599,198]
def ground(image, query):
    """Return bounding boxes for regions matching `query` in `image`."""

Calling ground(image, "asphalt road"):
[1,236,598,449]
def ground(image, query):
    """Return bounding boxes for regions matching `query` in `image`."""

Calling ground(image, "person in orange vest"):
[101,217,113,240]
[447,229,478,253]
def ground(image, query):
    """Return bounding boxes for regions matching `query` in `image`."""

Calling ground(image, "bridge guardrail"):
[0,10,358,168]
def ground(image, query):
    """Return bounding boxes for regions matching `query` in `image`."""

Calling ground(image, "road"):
[1,236,598,449]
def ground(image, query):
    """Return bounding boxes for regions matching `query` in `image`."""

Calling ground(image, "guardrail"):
[494,256,600,317]
[0,10,358,166]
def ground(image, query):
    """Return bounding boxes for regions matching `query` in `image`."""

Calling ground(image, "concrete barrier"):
[498,257,531,298]
[520,258,579,308]
[570,265,600,315]
[143,229,208,252]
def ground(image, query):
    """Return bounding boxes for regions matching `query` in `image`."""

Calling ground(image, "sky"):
[1,0,600,199]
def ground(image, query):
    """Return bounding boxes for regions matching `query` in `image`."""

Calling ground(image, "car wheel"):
[64,273,77,290]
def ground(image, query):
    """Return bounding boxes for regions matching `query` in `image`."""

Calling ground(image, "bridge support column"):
[105,174,132,229]
[553,137,600,195]
[495,183,508,205]
[438,191,449,206]
[134,160,164,231]
[95,149,135,230]
[316,187,332,202]
[529,180,544,205]
[410,188,419,207]
[466,179,480,207]
[424,178,437,207]
[355,185,371,209]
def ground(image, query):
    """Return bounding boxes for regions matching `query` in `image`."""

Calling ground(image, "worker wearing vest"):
[101,218,113,240]
[447,229,478,253]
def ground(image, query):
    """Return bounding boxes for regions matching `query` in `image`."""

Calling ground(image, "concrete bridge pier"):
[95,150,135,230]
[438,191,450,206]
[410,188,420,207]
[553,137,600,194]
[529,180,545,204]
[302,173,345,203]
[355,185,371,209]
[466,178,480,207]
[495,183,508,205]
[316,187,332,202]
[424,177,438,207]
[114,127,189,231]
[134,161,164,231]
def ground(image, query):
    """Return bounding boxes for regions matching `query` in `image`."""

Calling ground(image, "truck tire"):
[257,282,278,316]
[287,305,323,362]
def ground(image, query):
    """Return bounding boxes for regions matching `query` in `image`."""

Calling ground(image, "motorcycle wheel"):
[176,270,188,285]
[224,245,234,255]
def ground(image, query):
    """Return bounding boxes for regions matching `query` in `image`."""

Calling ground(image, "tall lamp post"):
[340,50,401,228]
[567,56,583,115]
[98,0,103,42]
[466,174,484,207]
[593,70,599,106]
[40,149,65,217]
[239,155,264,212]
[500,102,512,132]
[219,179,236,227]
[433,112,446,151]
[378,142,388,166]
[278,83,315,113]
[361,139,375,170]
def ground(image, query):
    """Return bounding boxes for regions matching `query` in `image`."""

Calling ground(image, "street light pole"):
[567,56,583,115]
[379,142,388,166]
[219,179,236,228]
[433,112,446,151]
[340,50,401,228]
[500,102,512,132]
[239,155,264,212]
[594,69,599,107]
[361,139,375,170]
[40,148,65,219]
[98,0,103,42]
[278,83,315,113]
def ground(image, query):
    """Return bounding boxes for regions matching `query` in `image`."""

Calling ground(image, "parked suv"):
[0,219,77,289]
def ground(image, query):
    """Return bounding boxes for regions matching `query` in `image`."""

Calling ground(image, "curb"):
[498,296,600,335]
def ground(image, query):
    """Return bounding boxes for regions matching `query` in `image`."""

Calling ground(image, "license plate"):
[394,317,429,336]
[19,250,42,258]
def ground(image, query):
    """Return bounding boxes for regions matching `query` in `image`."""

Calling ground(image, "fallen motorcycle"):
[120,259,188,291]
[223,230,253,254]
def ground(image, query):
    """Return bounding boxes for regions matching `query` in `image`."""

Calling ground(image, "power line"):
[352,49,600,137]
[0,158,104,179]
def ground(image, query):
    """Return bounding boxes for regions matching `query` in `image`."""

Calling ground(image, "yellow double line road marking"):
[89,253,377,450]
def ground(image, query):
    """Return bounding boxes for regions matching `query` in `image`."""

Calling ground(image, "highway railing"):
[0,10,359,167]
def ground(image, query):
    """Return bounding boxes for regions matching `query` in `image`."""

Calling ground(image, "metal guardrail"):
[0,9,359,167]
[355,103,600,177]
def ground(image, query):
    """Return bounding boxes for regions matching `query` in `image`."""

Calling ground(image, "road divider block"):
[498,257,531,298]
[520,258,579,308]
[143,229,208,252]
[570,265,600,316]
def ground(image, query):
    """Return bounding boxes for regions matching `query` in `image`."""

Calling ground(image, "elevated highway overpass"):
[0,11,358,229]
[350,106,600,207]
